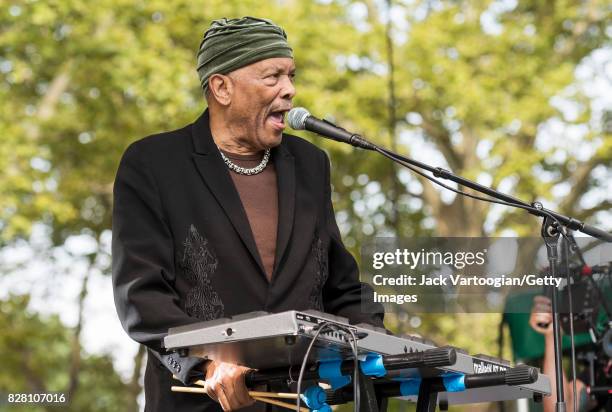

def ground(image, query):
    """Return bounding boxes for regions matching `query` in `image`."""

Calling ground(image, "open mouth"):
[267,109,289,130]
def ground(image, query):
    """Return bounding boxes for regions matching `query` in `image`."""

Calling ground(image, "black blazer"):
[112,109,385,411]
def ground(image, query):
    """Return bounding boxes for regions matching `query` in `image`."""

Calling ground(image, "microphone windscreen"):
[287,107,310,130]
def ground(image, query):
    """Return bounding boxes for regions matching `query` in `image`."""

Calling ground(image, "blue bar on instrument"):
[443,374,466,392]
[318,359,351,389]
[359,352,387,377]
[399,379,422,396]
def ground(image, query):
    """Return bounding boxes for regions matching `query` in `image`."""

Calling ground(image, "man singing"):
[112,16,385,411]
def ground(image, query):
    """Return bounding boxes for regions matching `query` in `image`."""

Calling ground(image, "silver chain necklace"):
[219,148,271,176]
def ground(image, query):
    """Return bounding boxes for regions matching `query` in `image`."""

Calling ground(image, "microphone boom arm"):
[286,106,610,241]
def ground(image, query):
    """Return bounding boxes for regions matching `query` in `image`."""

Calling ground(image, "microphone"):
[287,107,377,150]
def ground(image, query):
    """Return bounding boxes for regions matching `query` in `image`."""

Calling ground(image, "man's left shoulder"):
[280,133,327,161]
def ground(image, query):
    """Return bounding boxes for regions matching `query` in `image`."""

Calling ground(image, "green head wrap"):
[196,16,294,93]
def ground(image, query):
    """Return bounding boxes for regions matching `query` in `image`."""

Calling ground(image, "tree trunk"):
[128,344,146,412]
[384,0,403,235]
[66,259,93,400]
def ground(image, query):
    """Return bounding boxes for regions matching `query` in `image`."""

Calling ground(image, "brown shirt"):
[221,150,278,282]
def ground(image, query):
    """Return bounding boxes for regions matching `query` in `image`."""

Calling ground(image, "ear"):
[208,74,234,106]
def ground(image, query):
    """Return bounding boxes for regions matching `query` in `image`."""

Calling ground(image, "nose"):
[280,75,296,100]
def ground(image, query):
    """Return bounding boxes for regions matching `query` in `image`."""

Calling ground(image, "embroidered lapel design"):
[309,236,329,311]
[181,224,224,320]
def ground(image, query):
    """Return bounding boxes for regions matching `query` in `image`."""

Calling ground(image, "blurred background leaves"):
[0,0,610,410]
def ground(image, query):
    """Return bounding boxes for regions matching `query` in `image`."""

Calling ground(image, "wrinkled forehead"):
[252,57,296,73]
[230,57,296,77]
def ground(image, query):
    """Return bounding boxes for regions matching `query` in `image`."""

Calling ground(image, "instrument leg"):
[358,369,380,412]
[416,379,438,412]
[377,395,388,412]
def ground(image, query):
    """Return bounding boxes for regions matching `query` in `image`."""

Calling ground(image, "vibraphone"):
[164,310,551,411]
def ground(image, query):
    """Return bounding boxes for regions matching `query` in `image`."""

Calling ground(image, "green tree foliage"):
[2,0,608,244]
[389,0,611,237]
[0,295,133,412]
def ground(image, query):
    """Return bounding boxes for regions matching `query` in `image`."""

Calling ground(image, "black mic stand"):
[542,218,567,412]
[319,127,612,242]
[315,132,612,410]
[371,147,608,412]
[560,230,579,412]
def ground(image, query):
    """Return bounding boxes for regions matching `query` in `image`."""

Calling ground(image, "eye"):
[263,73,280,84]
